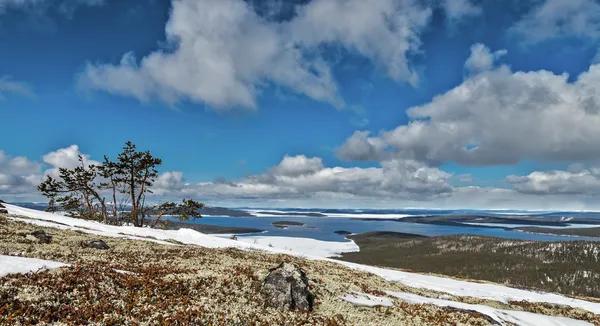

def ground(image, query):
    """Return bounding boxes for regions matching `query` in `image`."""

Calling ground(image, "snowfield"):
[213,234,359,257]
[4,203,600,324]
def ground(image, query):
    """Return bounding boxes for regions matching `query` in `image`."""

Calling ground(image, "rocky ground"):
[1,214,599,325]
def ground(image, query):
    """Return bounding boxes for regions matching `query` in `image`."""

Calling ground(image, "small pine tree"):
[38,155,108,222]
[114,141,162,227]
[38,142,205,228]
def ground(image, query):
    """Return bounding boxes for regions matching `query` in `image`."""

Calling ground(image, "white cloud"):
[441,0,481,21]
[78,0,437,110]
[42,145,100,179]
[79,0,342,110]
[4,146,600,210]
[289,0,430,85]
[337,131,389,161]
[0,76,34,99]
[155,155,454,202]
[269,155,325,177]
[464,43,507,74]
[508,165,600,195]
[338,58,600,166]
[512,0,600,43]
[0,150,41,195]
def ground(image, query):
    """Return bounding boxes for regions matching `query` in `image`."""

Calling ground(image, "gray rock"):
[26,230,52,244]
[0,209,7,214]
[261,262,313,311]
[80,239,110,250]
[0,202,5,208]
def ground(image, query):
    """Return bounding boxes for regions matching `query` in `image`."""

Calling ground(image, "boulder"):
[25,230,52,244]
[0,209,7,214]
[80,239,110,250]
[261,262,313,311]
[0,202,5,208]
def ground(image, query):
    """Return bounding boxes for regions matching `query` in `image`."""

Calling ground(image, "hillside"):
[342,233,600,298]
[1,204,599,325]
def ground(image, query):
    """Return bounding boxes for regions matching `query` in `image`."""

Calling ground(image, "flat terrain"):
[2,214,599,325]
[341,232,600,299]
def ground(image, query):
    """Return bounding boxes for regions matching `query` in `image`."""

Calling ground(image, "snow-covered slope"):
[4,203,600,319]
[5,204,358,258]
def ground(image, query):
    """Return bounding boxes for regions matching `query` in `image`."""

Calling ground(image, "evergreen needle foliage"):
[38,141,204,227]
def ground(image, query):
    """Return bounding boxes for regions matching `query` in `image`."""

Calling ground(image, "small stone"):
[25,230,52,244]
[261,262,314,311]
[80,239,110,250]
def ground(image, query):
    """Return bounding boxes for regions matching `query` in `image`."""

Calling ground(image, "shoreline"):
[162,220,265,234]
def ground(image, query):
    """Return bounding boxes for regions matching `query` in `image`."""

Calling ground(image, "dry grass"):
[1,215,598,325]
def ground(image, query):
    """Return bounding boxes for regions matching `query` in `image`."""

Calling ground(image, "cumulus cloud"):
[78,0,437,110]
[464,43,507,74]
[512,0,600,43]
[5,146,600,210]
[0,76,34,99]
[336,131,389,161]
[80,0,343,109]
[42,145,100,179]
[153,155,453,202]
[289,0,430,84]
[338,57,600,166]
[441,0,481,21]
[508,165,600,195]
[0,150,41,195]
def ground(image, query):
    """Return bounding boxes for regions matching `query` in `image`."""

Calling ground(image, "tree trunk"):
[110,180,118,223]
[130,165,137,226]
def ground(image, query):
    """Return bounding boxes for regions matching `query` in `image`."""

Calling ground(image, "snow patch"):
[0,255,70,277]
[340,292,394,307]
[386,291,593,326]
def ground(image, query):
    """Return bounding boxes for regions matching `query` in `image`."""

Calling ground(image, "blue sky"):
[2,0,600,209]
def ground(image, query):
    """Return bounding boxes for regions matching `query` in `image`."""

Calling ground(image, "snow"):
[213,234,359,257]
[5,203,600,318]
[334,260,600,315]
[340,292,394,307]
[4,204,358,258]
[245,209,412,219]
[463,222,600,229]
[0,255,70,277]
[386,291,593,326]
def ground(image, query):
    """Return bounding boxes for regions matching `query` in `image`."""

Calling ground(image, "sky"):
[2,0,600,210]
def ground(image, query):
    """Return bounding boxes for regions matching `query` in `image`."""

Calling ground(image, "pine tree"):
[114,141,162,227]
[98,155,122,223]
[38,142,205,228]
[38,155,108,222]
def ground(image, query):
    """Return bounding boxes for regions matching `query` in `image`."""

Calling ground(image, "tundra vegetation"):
[38,141,204,228]
[2,218,599,325]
